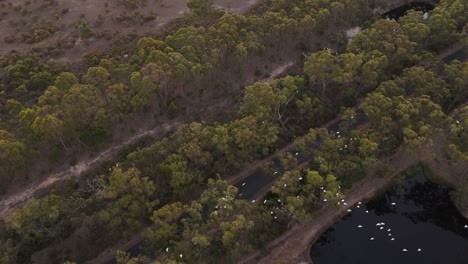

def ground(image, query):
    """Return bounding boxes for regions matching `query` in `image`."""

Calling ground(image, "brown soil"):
[0,0,258,63]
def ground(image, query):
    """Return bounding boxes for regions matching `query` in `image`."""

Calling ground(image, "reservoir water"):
[310,172,468,264]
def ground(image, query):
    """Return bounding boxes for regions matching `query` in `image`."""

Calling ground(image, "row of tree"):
[0,0,466,262]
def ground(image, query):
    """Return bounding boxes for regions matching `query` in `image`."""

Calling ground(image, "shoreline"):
[240,134,468,264]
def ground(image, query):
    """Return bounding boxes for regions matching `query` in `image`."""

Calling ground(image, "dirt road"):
[0,120,181,218]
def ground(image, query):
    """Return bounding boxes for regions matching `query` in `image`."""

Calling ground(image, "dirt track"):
[0,120,181,218]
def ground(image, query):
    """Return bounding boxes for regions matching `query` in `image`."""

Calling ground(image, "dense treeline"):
[0,0,467,263]
[0,0,375,194]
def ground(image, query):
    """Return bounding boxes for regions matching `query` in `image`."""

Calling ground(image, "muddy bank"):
[241,131,467,264]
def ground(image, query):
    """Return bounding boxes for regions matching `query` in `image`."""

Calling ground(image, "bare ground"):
[0,119,182,218]
[0,0,258,63]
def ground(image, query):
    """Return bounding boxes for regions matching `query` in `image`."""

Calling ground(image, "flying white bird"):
[295,152,299,156]
[252,200,256,203]
[417,248,422,252]
[402,249,408,252]
[357,225,363,228]
[391,202,396,205]
[264,199,267,204]
[347,209,352,212]
[357,205,360,208]
[370,237,374,240]
[387,229,391,232]
[242,182,246,186]
[166,247,169,253]
[388,233,392,236]
[343,202,348,206]
[391,238,395,241]
[380,227,384,230]
[365,210,369,213]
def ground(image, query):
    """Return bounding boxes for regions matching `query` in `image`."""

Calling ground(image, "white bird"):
[358,202,362,205]
[278,199,281,202]
[370,237,374,240]
[252,200,256,203]
[341,199,345,202]
[323,199,328,202]
[388,233,392,236]
[180,254,183,258]
[337,131,340,134]
[417,248,422,252]
[264,199,267,204]
[166,247,169,252]
[380,222,385,225]
[320,186,324,190]
[365,210,369,213]
[347,209,352,212]
[456,120,460,124]
[387,229,391,232]
[464,225,468,228]
[338,135,341,138]
[376,223,381,226]
[299,177,303,180]
[357,205,360,208]
[380,227,384,230]
[391,238,395,241]
[242,182,246,186]
[274,216,277,219]
[323,190,327,193]
[271,211,273,214]
[284,183,287,187]
[295,152,299,156]
[402,249,408,252]
[391,202,396,205]
[274,171,278,174]
[357,225,363,228]
[343,202,348,206]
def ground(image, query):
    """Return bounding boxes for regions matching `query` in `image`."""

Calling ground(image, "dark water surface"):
[382,1,434,20]
[310,172,468,264]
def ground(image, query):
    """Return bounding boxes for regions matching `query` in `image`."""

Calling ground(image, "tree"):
[31,114,68,150]
[399,10,430,47]
[427,10,457,50]
[347,19,416,69]
[97,167,158,236]
[187,0,214,16]
[4,195,63,263]
[83,66,111,104]
[0,130,26,180]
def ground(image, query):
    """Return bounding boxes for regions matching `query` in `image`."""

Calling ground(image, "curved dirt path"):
[0,120,181,218]
[240,104,468,264]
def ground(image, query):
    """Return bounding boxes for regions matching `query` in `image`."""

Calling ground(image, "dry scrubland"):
[0,0,253,63]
